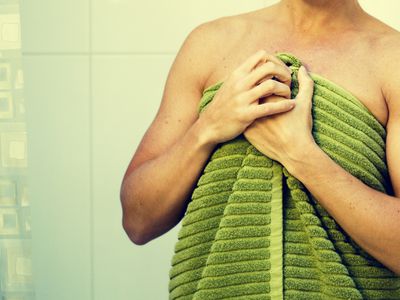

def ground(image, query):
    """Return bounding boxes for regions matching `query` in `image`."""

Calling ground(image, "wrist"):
[282,139,321,177]
[189,117,219,152]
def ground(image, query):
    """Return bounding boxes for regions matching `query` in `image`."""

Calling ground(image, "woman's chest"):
[204,43,388,126]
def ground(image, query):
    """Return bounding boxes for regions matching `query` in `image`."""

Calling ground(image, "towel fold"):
[168,52,400,299]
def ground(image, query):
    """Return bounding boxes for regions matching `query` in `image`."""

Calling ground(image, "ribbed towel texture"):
[168,52,400,299]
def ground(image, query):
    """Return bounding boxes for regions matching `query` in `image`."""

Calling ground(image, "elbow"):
[120,189,151,246]
[120,181,148,245]
[121,200,150,245]
[122,216,151,246]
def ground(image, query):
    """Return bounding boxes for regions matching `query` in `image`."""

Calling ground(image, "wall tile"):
[92,54,182,300]
[359,0,400,30]
[19,1,400,299]
[92,0,265,53]
[264,0,278,6]
[20,0,89,52]
[23,55,91,300]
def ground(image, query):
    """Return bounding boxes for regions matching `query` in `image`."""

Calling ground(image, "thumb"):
[295,65,314,104]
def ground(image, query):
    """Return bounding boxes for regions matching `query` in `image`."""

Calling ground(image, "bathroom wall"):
[0,1,33,299]
[19,1,400,299]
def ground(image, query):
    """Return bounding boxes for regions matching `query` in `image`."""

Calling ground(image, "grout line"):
[21,51,176,56]
[89,0,94,298]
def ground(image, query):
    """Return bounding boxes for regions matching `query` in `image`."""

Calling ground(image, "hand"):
[243,65,316,164]
[199,49,295,145]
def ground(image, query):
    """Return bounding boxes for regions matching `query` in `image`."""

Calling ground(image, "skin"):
[245,1,400,275]
[120,0,400,274]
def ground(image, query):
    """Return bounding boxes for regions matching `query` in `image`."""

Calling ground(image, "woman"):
[121,0,400,298]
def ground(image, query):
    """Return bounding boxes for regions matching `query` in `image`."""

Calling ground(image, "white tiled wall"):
[91,55,177,299]
[19,0,400,299]
[20,0,90,52]
[23,56,91,300]
[0,2,34,300]
[92,1,267,53]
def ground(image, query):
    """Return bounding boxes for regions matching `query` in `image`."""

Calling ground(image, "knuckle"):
[264,79,276,92]
[263,61,274,72]
[263,105,272,115]
[233,93,246,104]
[284,84,291,95]
[252,87,262,100]
[258,49,268,57]
[284,71,292,82]
[231,68,242,79]
[236,109,249,123]
[233,80,244,92]
[264,53,275,62]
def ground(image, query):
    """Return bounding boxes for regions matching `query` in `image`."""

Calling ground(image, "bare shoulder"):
[191,8,261,45]
[122,10,262,178]
[374,25,400,65]
[356,12,400,108]
[373,27,400,107]
[162,12,251,100]
[185,8,267,90]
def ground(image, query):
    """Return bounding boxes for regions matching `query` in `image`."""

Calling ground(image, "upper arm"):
[122,21,222,182]
[386,109,400,197]
[382,38,400,197]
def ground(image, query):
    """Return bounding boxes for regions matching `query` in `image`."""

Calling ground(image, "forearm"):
[284,143,400,274]
[121,118,217,245]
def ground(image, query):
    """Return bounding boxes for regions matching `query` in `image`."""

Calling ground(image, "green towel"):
[168,52,400,299]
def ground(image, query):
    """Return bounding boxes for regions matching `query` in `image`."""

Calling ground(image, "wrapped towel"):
[168,52,400,299]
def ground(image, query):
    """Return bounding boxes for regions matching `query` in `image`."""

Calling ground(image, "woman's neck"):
[275,0,365,36]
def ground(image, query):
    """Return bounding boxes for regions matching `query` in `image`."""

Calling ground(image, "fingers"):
[254,53,291,71]
[244,79,291,101]
[236,49,269,73]
[295,66,314,103]
[244,61,292,88]
[236,49,290,74]
[249,98,295,119]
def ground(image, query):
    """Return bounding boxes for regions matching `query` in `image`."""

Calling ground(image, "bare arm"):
[121,120,217,245]
[121,19,294,246]
[281,54,400,274]
[120,22,219,245]
[242,50,400,274]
